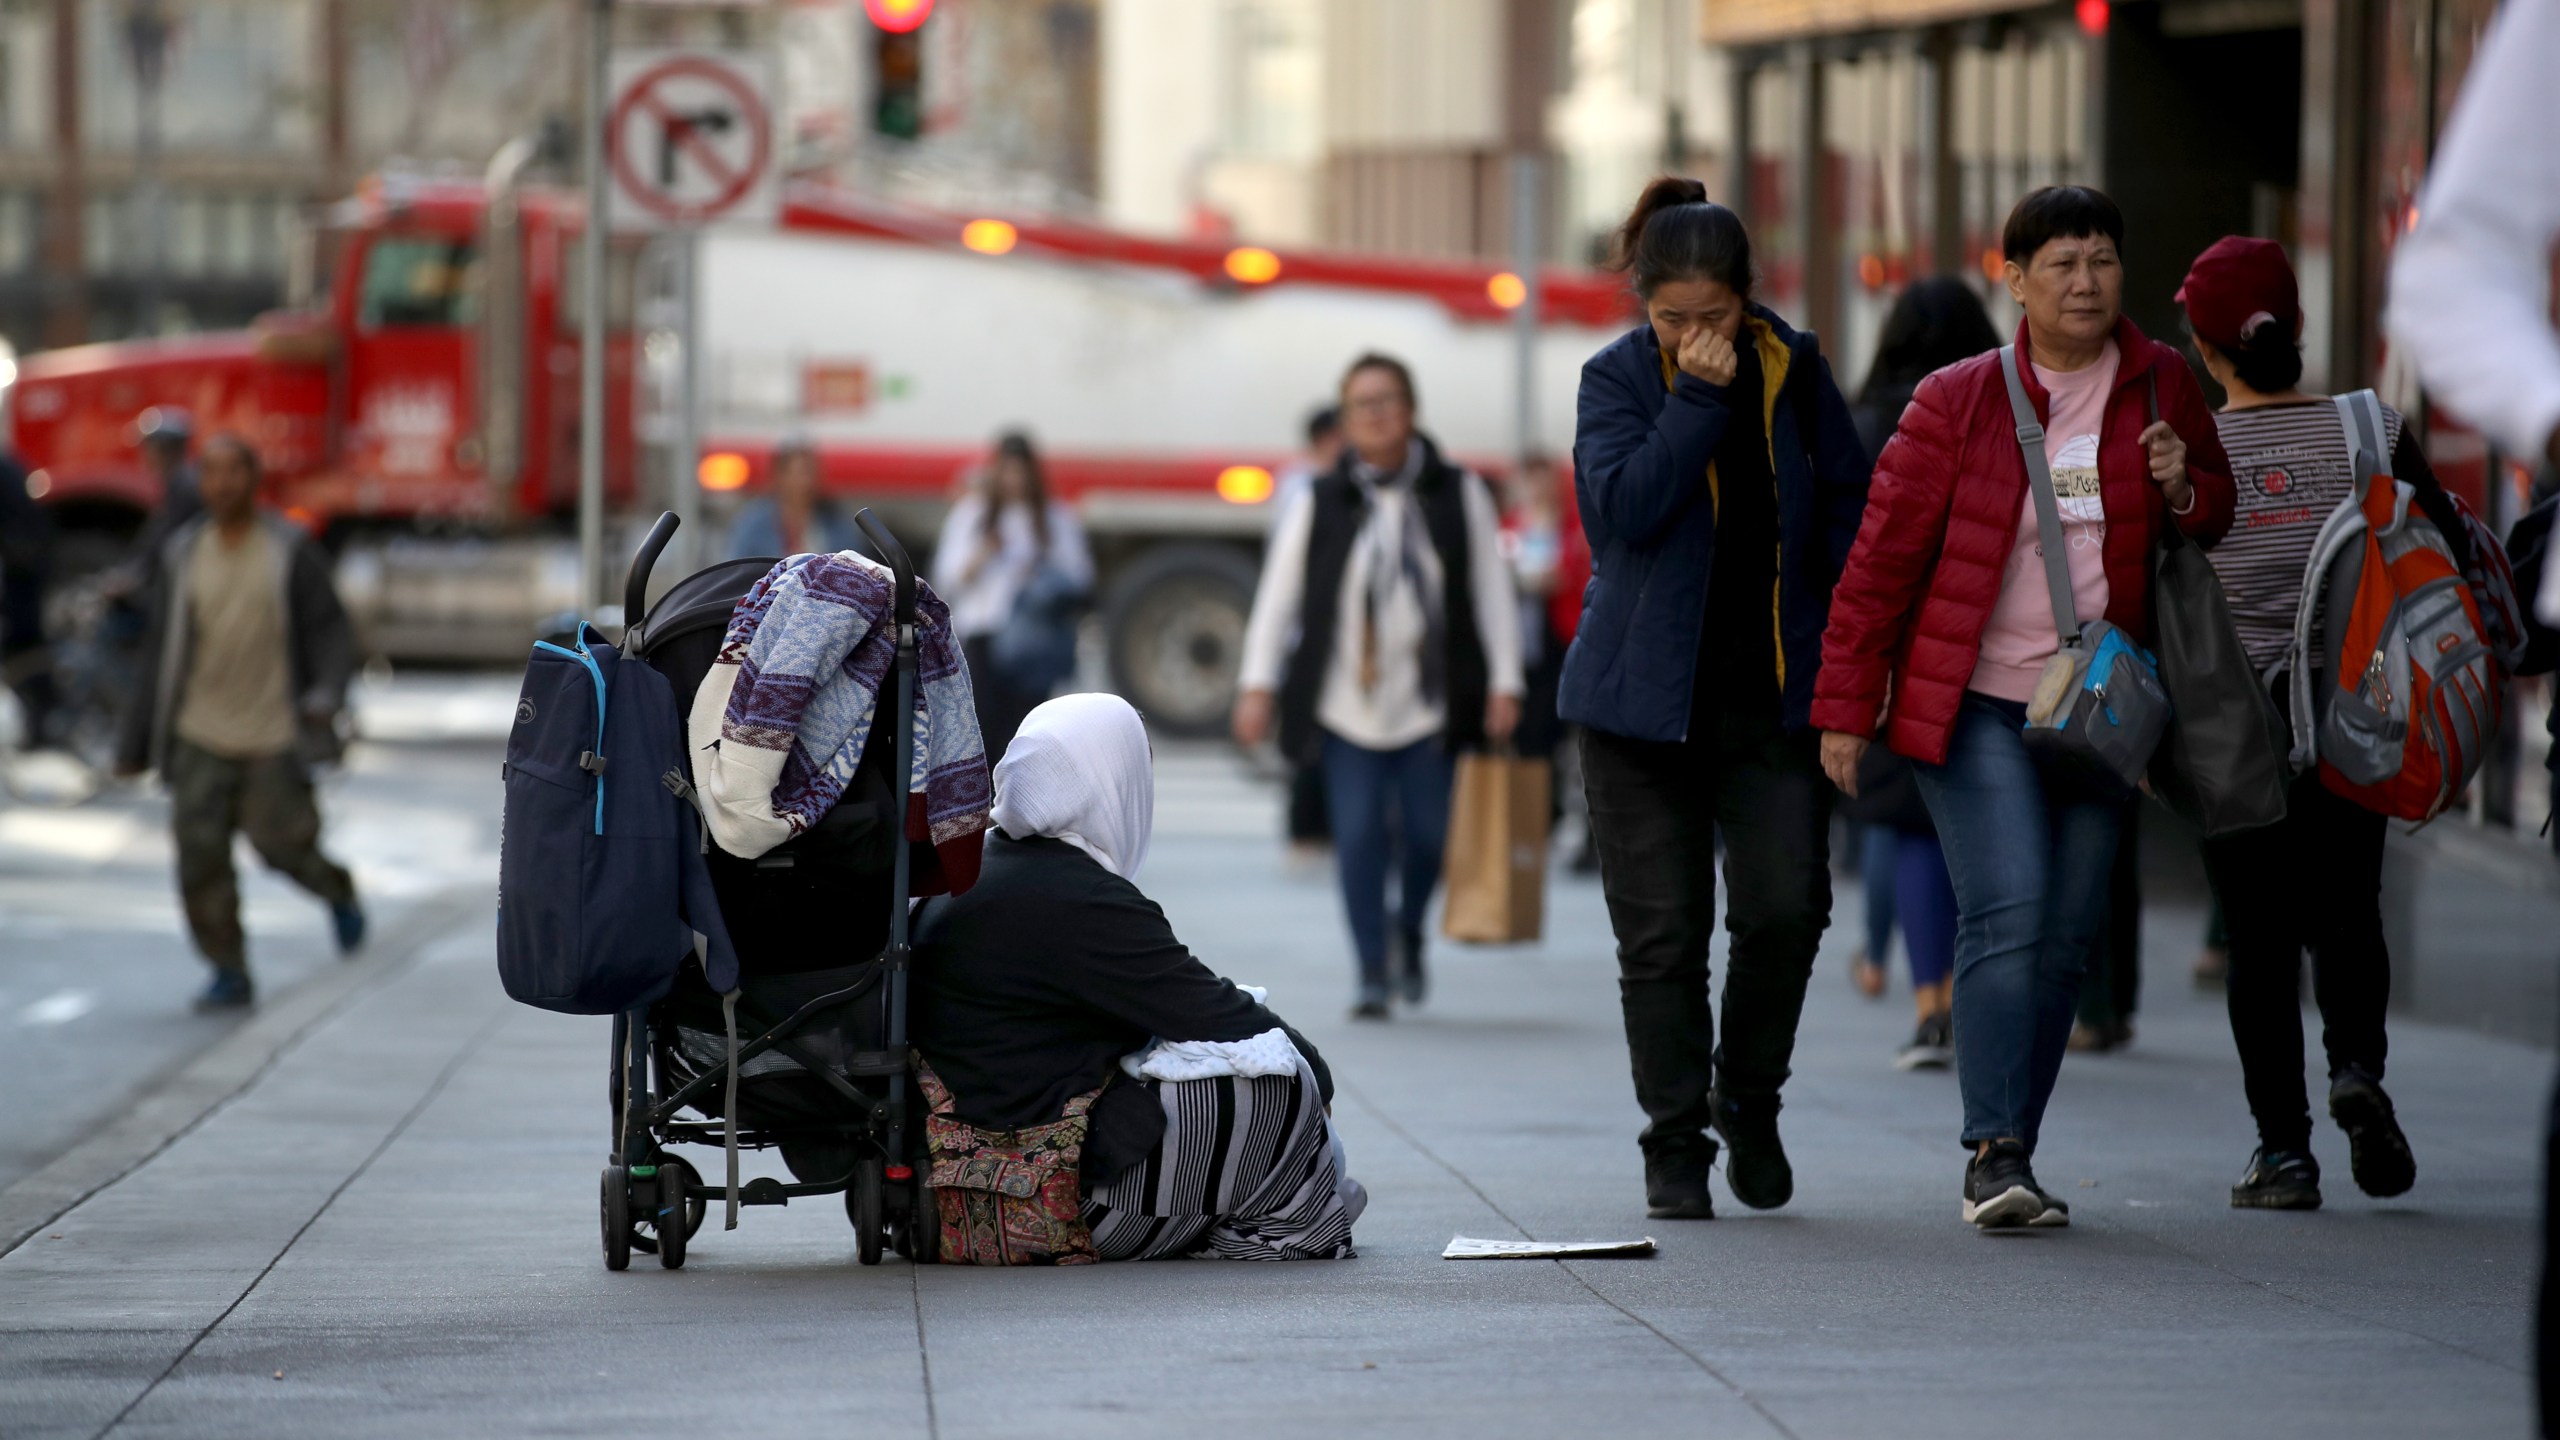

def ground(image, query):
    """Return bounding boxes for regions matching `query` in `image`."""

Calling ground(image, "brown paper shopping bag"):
[1440,751,1551,944]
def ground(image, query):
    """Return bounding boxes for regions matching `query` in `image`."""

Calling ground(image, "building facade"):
[1099,0,1732,271]
[1709,0,2504,399]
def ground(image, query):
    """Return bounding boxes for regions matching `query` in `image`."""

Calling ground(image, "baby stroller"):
[598,509,938,1271]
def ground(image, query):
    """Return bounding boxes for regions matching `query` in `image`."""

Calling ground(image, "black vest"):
[1276,436,1488,765]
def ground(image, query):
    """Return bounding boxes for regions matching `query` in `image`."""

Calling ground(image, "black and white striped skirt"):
[1082,1061,1363,1261]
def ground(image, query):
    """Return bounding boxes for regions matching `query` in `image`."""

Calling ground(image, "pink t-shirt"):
[1969,341,2118,702]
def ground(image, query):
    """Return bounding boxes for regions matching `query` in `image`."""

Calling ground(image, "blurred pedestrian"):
[1848,277,2003,459]
[932,430,1094,767]
[116,435,365,1012]
[1842,277,2001,1058]
[1234,353,1524,1018]
[126,408,202,586]
[1497,451,1583,761]
[2380,4,2560,1411]
[1560,177,1871,1219]
[726,438,858,559]
[0,446,58,748]
[1816,185,2236,1230]
[2069,828,2142,1053]
[2182,235,2448,1210]
[1278,406,1345,856]
[2378,14,2560,1405]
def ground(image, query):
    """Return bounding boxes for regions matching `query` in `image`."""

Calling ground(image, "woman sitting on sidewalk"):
[910,693,1363,1262]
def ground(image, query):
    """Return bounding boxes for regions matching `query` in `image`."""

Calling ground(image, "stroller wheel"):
[654,1160,691,1270]
[850,1158,885,1266]
[672,1157,708,1239]
[891,1176,936,1262]
[599,1166,632,1272]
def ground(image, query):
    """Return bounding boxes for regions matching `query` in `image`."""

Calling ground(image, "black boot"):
[1710,1090,1792,1211]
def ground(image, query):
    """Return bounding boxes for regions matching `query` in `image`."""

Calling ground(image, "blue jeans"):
[1860,826,1899,965]
[1321,731,1455,1002]
[1913,696,2128,1151]
[1894,831,1958,991]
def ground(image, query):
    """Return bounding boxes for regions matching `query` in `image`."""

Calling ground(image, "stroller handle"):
[624,510,683,635]
[853,508,918,625]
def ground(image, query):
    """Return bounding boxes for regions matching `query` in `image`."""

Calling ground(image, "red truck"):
[8,162,1629,734]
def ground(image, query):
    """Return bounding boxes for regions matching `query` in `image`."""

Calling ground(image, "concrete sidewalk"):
[1,748,2544,1438]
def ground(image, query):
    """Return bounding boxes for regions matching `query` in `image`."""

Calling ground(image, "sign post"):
[581,0,613,620]
[602,46,778,610]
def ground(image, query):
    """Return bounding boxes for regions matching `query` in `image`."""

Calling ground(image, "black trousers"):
[2201,769,2390,1152]
[2075,814,2144,1030]
[961,634,1042,771]
[1581,710,1833,1155]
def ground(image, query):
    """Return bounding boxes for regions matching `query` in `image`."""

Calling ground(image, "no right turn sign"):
[606,50,779,231]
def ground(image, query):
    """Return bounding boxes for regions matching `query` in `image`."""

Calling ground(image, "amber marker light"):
[1223,247,1282,285]
[961,219,1018,255]
[1486,272,1528,310]
[699,452,752,492]
[1216,465,1275,504]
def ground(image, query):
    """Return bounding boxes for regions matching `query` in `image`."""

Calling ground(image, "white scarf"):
[988,692,1153,880]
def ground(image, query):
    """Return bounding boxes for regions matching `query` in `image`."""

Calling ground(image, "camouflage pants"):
[166,739,356,973]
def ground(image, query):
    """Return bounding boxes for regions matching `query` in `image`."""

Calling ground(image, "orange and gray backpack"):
[2286,390,2500,825]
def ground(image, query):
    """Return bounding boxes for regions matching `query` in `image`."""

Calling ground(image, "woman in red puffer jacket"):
[1811,186,2235,1232]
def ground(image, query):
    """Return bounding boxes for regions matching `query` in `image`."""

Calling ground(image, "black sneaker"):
[1644,1140,1718,1220]
[1709,1090,1792,1210]
[192,969,254,1012]
[2329,1068,2416,1198]
[1348,999,1391,1021]
[2231,1147,2323,1210]
[1895,1014,1953,1071]
[1962,1139,2044,1230]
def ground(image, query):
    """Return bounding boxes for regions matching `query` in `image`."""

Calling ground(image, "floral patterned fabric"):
[916,1058,1099,1266]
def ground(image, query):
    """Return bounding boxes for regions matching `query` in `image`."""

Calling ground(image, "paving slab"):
[0,744,2543,1438]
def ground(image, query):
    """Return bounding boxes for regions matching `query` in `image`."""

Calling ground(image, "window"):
[1219,0,1319,161]
[355,233,481,329]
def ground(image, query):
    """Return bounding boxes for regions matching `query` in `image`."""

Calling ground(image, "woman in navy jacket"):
[1559,177,1871,1221]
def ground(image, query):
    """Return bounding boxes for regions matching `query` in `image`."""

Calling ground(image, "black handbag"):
[1841,742,1934,833]
[2146,523,2290,836]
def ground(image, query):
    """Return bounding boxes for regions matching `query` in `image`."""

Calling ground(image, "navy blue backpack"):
[498,623,737,1013]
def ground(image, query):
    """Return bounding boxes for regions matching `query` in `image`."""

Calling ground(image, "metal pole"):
[1508,152,1543,470]
[127,0,171,338]
[579,0,612,618]
[672,231,702,578]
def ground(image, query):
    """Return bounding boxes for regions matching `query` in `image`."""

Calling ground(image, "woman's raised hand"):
[1676,327,1739,388]
[1819,730,1869,798]
[2140,420,2196,513]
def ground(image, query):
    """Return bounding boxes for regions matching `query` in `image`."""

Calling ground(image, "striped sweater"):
[2206,397,2438,672]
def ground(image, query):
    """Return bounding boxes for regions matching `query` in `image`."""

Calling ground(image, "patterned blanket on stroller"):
[688,550,992,892]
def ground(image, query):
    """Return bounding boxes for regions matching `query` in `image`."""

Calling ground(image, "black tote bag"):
[2147,525,2290,837]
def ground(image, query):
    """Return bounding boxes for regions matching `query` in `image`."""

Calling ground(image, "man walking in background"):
[118,434,366,1012]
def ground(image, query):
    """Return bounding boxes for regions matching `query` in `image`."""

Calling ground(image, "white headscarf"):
[989,692,1154,880]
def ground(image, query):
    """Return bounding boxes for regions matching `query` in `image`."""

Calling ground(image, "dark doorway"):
[2101,6,2303,360]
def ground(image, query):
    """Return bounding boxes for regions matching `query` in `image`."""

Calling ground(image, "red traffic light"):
[866,0,933,34]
